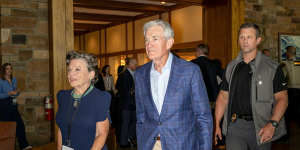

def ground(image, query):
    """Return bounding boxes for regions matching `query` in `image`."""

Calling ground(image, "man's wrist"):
[268,120,279,128]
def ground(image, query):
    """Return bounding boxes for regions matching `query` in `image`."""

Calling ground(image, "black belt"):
[231,113,253,122]
[153,136,160,141]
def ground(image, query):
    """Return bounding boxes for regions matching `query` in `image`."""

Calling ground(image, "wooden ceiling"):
[73,0,211,35]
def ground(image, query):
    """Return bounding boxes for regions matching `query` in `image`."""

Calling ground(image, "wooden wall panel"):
[161,12,169,22]
[127,22,133,50]
[203,1,231,68]
[231,0,245,59]
[74,36,80,50]
[85,31,100,55]
[171,6,203,44]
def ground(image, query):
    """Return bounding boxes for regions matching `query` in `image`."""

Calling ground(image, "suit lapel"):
[145,63,160,117]
[160,56,178,117]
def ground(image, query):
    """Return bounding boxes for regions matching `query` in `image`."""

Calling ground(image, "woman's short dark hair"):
[66,50,98,84]
[101,65,110,76]
[1,63,12,80]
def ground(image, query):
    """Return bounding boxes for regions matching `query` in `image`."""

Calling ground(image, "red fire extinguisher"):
[45,96,53,121]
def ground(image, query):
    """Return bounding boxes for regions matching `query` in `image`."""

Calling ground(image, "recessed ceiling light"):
[160,1,166,5]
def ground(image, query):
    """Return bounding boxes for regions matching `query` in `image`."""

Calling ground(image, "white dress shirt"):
[150,53,173,115]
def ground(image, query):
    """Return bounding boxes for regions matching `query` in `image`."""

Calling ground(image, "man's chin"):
[147,55,155,60]
[242,48,255,54]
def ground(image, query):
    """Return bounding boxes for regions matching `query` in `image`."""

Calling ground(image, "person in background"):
[94,68,105,91]
[135,19,212,150]
[214,23,288,150]
[191,44,224,108]
[114,65,125,143]
[102,65,116,95]
[282,46,297,60]
[281,45,300,128]
[56,51,111,150]
[117,58,137,148]
[101,65,117,128]
[0,63,32,150]
[262,49,271,57]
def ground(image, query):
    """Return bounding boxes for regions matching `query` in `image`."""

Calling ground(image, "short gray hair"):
[66,50,98,84]
[143,19,174,39]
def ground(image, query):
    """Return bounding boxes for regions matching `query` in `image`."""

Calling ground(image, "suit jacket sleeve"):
[134,72,145,150]
[191,66,213,149]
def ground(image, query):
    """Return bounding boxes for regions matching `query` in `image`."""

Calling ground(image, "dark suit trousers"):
[120,109,136,145]
[226,119,271,150]
[0,99,29,149]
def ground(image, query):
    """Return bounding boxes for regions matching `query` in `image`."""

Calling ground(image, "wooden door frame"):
[49,0,73,142]
[231,0,245,59]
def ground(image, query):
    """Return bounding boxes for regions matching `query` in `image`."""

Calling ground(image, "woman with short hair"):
[56,51,111,150]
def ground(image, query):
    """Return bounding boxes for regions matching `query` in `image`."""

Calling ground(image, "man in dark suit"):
[117,57,137,148]
[94,69,105,91]
[135,19,213,150]
[191,44,224,103]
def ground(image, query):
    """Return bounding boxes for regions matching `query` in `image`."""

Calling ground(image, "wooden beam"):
[74,23,106,30]
[50,0,73,142]
[73,13,134,22]
[149,0,203,5]
[74,0,168,13]
[172,41,203,50]
[74,30,89,36]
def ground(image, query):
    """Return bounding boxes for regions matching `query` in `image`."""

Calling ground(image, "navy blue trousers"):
[0,99,29,149]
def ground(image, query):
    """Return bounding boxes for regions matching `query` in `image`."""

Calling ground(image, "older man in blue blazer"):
[135,19,213,150]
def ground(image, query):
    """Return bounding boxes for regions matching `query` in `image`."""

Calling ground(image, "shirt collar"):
[127,68,135,76]
[151,52,173,73]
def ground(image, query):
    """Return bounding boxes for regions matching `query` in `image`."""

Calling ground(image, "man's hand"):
[214,126,222,145]
[258,123,275,143]
[8,91,18,96]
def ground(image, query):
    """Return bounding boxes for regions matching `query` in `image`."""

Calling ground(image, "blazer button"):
[158,122,162,125]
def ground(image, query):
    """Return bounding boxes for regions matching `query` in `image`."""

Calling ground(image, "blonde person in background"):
[56,51,111,150]
[101,65,117,95]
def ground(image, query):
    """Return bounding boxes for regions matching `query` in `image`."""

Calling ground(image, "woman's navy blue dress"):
[56,88,111,150]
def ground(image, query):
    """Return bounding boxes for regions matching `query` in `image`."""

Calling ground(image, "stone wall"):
[0,0,51,146]
[244,0,300,60]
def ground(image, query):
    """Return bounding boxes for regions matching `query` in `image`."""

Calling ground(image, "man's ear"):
[166,38,174,50]
[256,37,262,45]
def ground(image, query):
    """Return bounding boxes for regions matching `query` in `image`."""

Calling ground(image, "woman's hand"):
[57,128,62,150]
[90,118,110,150]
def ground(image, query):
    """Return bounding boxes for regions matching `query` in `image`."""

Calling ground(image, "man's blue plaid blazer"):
[135,55,213,150]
